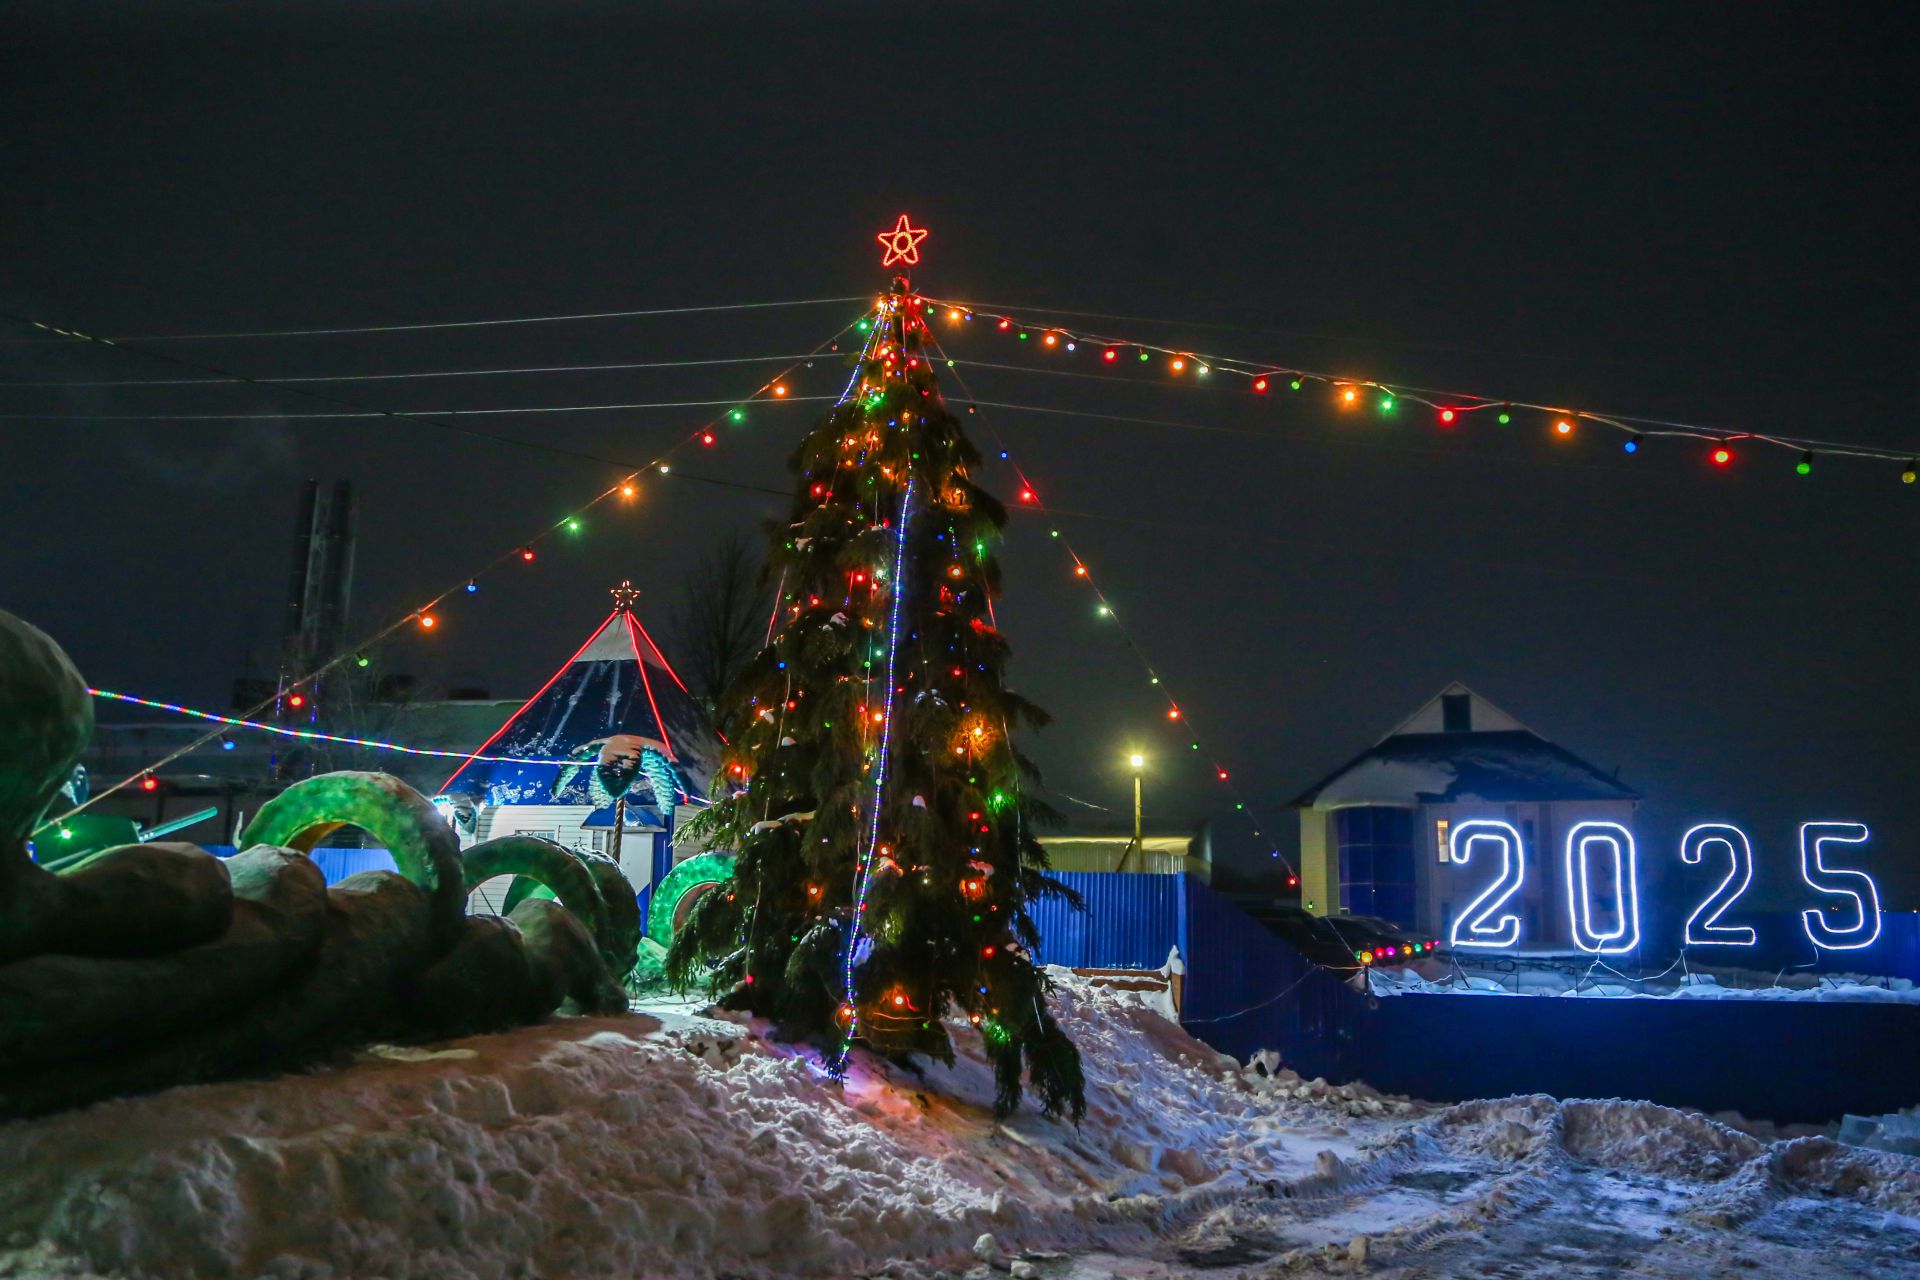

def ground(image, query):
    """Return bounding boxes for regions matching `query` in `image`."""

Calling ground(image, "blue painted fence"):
[1034,871,1920,1122]
[212,851,1917,1120]
[208,844,400,882]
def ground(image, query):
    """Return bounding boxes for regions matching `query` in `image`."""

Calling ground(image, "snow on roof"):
[1292,683,1637,809]
[1292,730,1637,807]
[439,607,721,807]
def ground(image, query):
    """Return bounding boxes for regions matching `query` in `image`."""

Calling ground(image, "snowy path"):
[1040,1097,1920,1278]
[1,980,1916,1278]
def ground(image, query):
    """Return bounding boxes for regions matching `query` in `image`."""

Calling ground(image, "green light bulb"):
[1497,412,1512,425]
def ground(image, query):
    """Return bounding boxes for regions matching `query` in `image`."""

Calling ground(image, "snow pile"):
[1840,1106,1920,1157]
[1669,972,1920,1002]
[0,979,1405,1280]
[1368,963,1920,1002]
[4,976,1917,1279]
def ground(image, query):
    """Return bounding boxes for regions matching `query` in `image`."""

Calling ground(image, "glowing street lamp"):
[1121,751,1147,870]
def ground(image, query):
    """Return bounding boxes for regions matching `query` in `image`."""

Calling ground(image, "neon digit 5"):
[1800,822,1880,950]
[1679,824,1757,946]
[1448,819,1526,949]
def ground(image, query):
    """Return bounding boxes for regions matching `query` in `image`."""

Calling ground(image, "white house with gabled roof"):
[1291,683,1639,950]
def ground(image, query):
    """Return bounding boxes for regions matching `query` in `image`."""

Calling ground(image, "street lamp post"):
[1121,752,1145,872]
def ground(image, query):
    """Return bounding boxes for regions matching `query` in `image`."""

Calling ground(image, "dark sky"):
[4,2,1916,908]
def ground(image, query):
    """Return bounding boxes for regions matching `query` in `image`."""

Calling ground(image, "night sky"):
[4,2,1916,908]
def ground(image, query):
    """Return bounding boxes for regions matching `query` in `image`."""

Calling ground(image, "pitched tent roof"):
[438,607,722,809]
[1290,682,1637,809]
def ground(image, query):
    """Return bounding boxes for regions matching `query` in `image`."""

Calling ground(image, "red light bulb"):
[1254,378,1268,392]
[1712,446,1732,466]
[1439,408,1456,424]
[1103,348,1118,363]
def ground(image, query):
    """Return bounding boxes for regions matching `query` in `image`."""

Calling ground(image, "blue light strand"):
[834,473,918,1076]
[89,687,579,767]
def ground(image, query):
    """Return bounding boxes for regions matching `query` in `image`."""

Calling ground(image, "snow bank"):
[1369,963,1920,1001]
[0,981,1404,1279]
[5,977,1916,1280]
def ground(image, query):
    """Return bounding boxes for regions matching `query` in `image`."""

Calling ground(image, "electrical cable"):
[0,397,837,421]
[4,295,868,343]
[923,296,1920,474]
[2,352,845,388]
[25,308,872,836]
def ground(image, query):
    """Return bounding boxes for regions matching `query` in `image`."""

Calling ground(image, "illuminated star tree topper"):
[877,213,929,268]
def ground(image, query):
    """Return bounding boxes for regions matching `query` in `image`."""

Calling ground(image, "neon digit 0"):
[1679,824,1757,946]
[1448,819,1526,949]
[1799,822,1880,950]
[1564,821,1640,955]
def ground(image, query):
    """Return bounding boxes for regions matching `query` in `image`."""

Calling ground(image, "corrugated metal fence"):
[1033,870,1920,1121]
[204,851,1918,1118]
[1029,871,1184,970]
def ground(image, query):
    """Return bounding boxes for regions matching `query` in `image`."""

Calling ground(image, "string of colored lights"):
[24,306,876,836]
[919,296,1920,482]
[2,352,847,388]
[87,688,583,766]
[922,329,1300,881]
[4,295,868,343]
[836,472,919,1076]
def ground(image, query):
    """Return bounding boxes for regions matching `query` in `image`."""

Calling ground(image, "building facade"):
[1292,684,1638,950]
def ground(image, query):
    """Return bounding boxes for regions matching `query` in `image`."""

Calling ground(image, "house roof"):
[438,607,721,807]
[1290,684,1637,808]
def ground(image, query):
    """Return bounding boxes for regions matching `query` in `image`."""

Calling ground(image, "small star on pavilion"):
[877,214,929,268]
[610,580,641,610]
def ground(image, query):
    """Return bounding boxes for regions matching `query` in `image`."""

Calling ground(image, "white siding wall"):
[1418,798,1638,946]
[468,804,666,915]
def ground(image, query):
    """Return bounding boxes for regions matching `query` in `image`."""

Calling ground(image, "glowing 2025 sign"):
[1447,820,1881,954]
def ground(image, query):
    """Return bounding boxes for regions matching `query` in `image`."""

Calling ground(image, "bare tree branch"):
[668,529,765,717]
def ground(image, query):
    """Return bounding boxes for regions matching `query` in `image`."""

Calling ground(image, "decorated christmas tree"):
[670,221,1085,1119]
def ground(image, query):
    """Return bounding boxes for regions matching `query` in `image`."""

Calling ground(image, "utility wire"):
[22,308,868,834]
[923,295,1920,471]
[0,310,837,474]
[3,295,869,343]
[0,397,836,421]
[2,352,847,388]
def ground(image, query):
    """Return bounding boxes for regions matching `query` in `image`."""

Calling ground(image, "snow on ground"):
[1367,961,1920,1002]
[1,974,1917,1279]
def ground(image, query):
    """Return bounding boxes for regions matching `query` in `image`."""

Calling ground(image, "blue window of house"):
[1336,807,1417,927]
